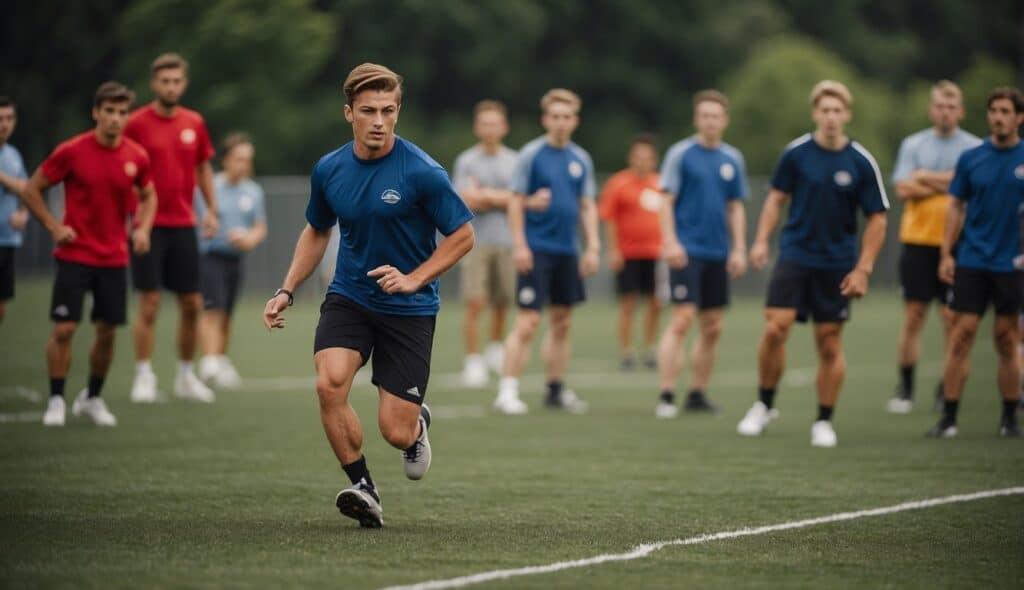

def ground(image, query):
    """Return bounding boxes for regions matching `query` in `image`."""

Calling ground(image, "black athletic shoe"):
[1000,417,1021,438]
[926,417,958,439]
[620,357,636,371]
[643,354,657,370]
[336,480,383,528]
[683,392,719,414]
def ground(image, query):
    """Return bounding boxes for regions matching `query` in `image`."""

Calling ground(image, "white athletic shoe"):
[174,370,216,403]
[335,480,383,528]
[42,396,66,427]
[214,357,243,390]
[198,356,221,384]
[887,397,912,414]
[72,389,117,426]
[494,394,529,415]
[811,420,838,448]
[484,342,504,374]
[130,371,158,403]
[403,405,432,480]
[655,400,679,419]
[460,355,489,389]
[737,401,779,436]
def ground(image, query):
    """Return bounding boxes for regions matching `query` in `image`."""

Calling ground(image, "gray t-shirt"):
[452,144,518,247]
[892,127,982,183]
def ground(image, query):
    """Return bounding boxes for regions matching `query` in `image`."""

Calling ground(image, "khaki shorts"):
[461,244,515,305]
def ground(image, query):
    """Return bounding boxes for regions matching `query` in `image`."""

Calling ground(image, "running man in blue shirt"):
[656,90,748,418]
[262,64,475,528]
[930,87,1024,439]
[738,81,889,448]
[0,97,29,323]
[493,89,600,415]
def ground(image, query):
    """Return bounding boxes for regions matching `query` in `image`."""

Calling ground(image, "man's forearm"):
[281,225,332,292]
[855,213,887,273]
[728,201,747,252]
[408,223,474,287]
[916,170,954,193]
[581,199,599,252]
[508,195,527,247]
[604,220,619,253]
[754,192,784,244]
[197,162,217,210]
[940,202,965,257]
[136,187,158,232]
[896,180,938,201]
[0,171,25,196]
[21,174,60,233]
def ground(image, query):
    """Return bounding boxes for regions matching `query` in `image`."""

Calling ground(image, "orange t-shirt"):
[599,169,663,260]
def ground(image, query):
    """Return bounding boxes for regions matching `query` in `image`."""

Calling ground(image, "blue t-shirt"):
[509,136,597,255]
[660,137,748,261]
[195,173,266,256]
[0,143,28,247]
[305,136,474,316]
[948,139,1024,273]
[771,134,889,269]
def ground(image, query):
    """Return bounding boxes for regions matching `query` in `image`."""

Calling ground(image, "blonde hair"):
[931,80,963,103]
[693,89,730,111]
[474,99,507,118]
[151,52,188,77]
[343,63,403,106]
[540,88,581,114]
[810,80,852,108]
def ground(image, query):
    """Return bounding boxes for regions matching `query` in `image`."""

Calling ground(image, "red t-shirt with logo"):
[124,104,214,227]
[598,169,663,260]
[40,132,153,267]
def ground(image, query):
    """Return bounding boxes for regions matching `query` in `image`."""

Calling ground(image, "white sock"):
[498,377,519,399]
[465,353,484,368]
[179,361,194,377]
[136,360,153,375]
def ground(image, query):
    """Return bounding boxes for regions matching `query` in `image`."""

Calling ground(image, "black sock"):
[1003,399,1019,421]
[659,390,675,404]
[87,375,105,398]
[341,456,374,489]
[547,380,563,403]
[817,405,834,422]
[49,377,65,399]
[899,364,915,398]
[759,387,776,409]
[687,389,705,400]
[943,399,959,424]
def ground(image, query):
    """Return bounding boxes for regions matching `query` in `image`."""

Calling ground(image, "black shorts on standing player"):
[669,257,729,309]
[948,266,1023,316]
[314,293,436,405]
[765,261,851,323]
[899,244,951,303]
[0,246,14,301]
[50,260,128,325]
[615,258,657,296]
[516,252,586,310]
[199,252,242,314]
[130,226,200,293]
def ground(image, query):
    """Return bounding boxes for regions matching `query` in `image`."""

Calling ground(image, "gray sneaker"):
[335,480,383,528]
[403,404,432,480]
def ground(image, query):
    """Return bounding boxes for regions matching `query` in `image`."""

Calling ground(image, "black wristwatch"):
[274,288,294,307]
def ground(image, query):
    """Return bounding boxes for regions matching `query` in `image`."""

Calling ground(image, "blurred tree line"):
[3,0,1021,177]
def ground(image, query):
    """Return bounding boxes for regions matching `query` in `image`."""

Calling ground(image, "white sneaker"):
[72,389,117,426]
[887,397,912,414]
[214,357,242,389]
[42,396,66,427]
[655,400,679,419]
[460,355,489,389]
[403,405,431,480]
[198,356,221,383]
[484,342,504,374]
[811,420,838,448]
[548,388,589,415]
[335,480,383,528]
[174,369,216,403]
[130,371,158,403]
[737,401,779,436]
[494,394,528,415]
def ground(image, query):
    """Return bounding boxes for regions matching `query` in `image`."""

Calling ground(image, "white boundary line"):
[380,487,1024,590]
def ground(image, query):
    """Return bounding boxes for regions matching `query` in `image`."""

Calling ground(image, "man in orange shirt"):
[599,134,662,369]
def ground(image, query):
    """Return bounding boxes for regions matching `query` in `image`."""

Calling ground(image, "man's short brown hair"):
[693,89,729,111]
[987,87,1024,114]
[93,82,135,108]
[220,132,252,159]
[810,80,853,108]
[931,80,963,103]
[630,132,658,150]
[474,99,507,118]
[540,88,581,114]
[150,52,189,77]
[343,63,403,106]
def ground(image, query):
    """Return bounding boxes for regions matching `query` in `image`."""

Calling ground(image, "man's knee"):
[514,311,542,339]
[379,417,418,449]
[903,302,927,331]
[549,309,572,339]
[137,292,161,323]
[816,333,843,365]
[763,315,792,346]
[315,374,352,410]
[700,316,723,344]
[670,306,696,336]
[949,322,979,357]
[52,322,77,344]
[95,323,116,349]
[994,319,1018,359]
[178,293,202,317]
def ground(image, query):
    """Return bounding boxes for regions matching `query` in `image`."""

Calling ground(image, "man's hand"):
[839,268,870,298]
[524,188,551,212]
[50,224,76,246]
[130,228,151,255]
[727,248,748,279]
[228,228,250,251]
[202,209,219,239]
[513,243,533,273]
[263,293,291,330]
[663,239,687,270]
[749,240,770,270]
[608,248,624,273]
[939,253,956,285]
[9,209,28,231]
[580,248,599,278]
[368,265,422,294]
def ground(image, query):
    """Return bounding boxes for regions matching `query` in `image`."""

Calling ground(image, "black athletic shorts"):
[314,293,435,405]
[766,261,851,323]
[900,244,950,303]
[131,226,200,293]
[949,266,1023,316]
[615,258,657,296]
[0,246,14,301]
[669,257,729,309]
[50,260,127,325]
[200,253,242,314]
[516,252,585,310]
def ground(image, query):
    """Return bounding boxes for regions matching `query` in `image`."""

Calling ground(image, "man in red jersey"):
[125,52,219,403]
[20,82,157,427]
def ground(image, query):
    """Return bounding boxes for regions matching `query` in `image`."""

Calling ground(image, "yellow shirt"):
[899,193,950,247]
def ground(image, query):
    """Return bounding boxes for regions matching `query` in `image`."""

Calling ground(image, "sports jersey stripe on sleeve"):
[851,141,890,209]
[508,137,547,195]
[659,138,696,196]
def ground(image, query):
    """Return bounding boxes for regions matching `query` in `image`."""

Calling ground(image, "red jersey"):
[41,132,153,267]
[598,169,663,260]
[124,104,214,227]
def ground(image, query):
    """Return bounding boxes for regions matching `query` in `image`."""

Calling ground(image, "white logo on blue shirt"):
[1014,164,1024,180]
[238,194,254,212]
[568,161,583,179]
[833,170,853,187]
[381,189,402,204]
[720,163,735,181]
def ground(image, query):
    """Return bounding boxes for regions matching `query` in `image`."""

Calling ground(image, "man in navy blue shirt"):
[493,89,600,415]
[738,80,889,448]
[263,64,474,528]
[930,87,1024,439]
[656,90,749,418]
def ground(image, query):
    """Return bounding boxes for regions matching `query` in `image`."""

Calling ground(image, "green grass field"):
[1,279,1021,589]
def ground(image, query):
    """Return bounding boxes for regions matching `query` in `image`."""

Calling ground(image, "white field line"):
[0,386,43,403]
[380,486,1024,590]
[0,411,44,423]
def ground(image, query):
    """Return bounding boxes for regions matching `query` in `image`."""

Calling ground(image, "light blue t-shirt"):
[0,143,28,247]
[306,136,474,316]
[949,139,1024,273]
[509,136,597,255]
[452,144,518,247]
[195,172,266,256]
[892,127,982,183]
[660,137,748,261]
